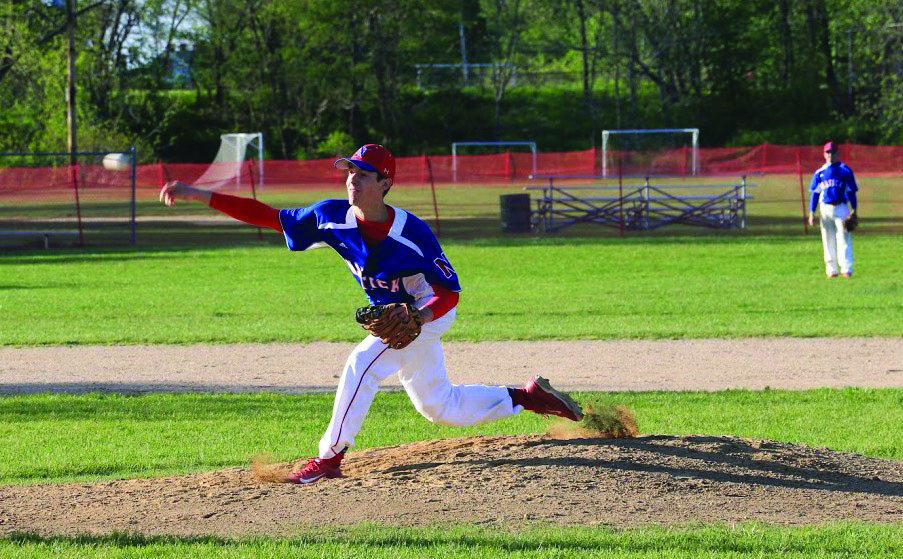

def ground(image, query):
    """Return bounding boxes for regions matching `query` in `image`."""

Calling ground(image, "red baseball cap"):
[334,144,395,180]
[824,141,838,153]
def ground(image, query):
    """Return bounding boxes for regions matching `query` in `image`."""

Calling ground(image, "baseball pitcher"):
[160,144,583,483]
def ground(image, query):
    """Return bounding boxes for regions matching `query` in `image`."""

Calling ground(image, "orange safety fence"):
[1,143,901,194]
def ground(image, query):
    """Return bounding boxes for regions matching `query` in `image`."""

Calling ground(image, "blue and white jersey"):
[278,200,461,305]
[810,163,858,212]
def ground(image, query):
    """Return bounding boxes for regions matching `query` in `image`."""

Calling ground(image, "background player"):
[808,141,858,278]
[159,144,583,484]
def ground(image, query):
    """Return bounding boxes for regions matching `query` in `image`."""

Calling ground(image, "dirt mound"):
[1,434,901,537]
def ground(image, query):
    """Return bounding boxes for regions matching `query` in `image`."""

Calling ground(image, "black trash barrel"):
[499,193,531,233]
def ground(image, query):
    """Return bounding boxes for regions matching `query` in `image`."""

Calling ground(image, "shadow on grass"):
[1,214,900,255]
[0,392,334,421]
[3,531,231,547]
[0,382,340,396]
[1,523,892,555]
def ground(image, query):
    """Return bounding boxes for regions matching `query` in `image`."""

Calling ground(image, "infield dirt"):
[1,433,901,537]
[1,338,901,536]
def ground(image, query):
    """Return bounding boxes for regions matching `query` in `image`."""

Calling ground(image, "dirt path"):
[1,338,901,536]
[2,338,901,394]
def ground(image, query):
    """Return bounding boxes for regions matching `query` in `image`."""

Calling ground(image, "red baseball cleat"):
[284,455,344,484]
[523,376,584,422]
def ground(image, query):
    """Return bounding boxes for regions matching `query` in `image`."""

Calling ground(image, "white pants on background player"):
[319,308,519,459]
[818,201,854,277]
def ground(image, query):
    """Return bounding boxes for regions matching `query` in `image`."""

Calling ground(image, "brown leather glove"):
[844,213,858,232]
[355,303,424,350]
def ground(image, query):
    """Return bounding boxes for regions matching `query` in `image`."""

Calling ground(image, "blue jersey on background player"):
[809,159,858,211]
[808,141,858,278]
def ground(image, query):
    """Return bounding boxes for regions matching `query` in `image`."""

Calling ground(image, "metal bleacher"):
[525,176,754,233]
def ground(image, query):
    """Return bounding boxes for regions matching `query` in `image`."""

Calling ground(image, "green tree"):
[480,0,531,140]
[845,1,903,142]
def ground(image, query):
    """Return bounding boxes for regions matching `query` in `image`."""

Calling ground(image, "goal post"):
[193,132,264,191]
[451,141,537,182]
[601,128,699,177]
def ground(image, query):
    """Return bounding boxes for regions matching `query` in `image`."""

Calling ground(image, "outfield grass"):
[3,522,902,558]
[1,388,900,485]
[2,236,902,345]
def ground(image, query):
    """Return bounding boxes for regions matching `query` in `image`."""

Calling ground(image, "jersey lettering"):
[361,275,398,291]
[433,253,455,279]
[347,260,402,293]
[815,178,843,193]
[346,260,365,278]
[284,201,461,305]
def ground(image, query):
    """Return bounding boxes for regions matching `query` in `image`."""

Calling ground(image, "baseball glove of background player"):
[844,213,858,232]
[356,303,424,350]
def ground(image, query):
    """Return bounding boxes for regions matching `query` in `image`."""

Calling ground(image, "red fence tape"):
[2,143,900,193]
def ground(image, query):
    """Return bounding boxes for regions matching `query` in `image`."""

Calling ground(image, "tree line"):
[1,0,901,162]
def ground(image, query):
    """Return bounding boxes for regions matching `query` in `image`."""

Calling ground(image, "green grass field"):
[2,175,901,556]
[4,523,902,558]
[2,235,901,344]
[2,388,900,485]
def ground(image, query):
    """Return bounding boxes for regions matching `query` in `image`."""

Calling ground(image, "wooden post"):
[741,175,747,229]
[505,150,511,183]
[618,155,625,236]
[682,145,688,176]
[66,0,82,246]
[129,147,137,245]
[247,160,263,241]
[70,161,84,246]
[421,154,427,187]
[425,156,441,238]
[797,148,809,234]
[65,0,78,165]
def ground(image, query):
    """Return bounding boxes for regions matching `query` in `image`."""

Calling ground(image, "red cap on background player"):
[824,141,838,153]
[335,144,396,181]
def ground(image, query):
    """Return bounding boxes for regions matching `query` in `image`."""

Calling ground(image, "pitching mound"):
[2,434,901,537]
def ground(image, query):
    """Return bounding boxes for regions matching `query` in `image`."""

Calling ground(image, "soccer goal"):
[193,132,264,191]
[451,141,537,182]
[601,128,699,177]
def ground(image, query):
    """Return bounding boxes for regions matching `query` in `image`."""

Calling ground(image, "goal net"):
[0,150,137,248]
[601,128,699,177]
[193,133,264,191]
[451,142,537,182]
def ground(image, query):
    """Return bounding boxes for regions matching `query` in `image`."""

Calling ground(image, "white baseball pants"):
[818,202,854,277]
[318,309,519,459]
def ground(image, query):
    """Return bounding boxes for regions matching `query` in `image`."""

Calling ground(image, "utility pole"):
[65,0,84,246]
[66,0,78,164]
[459,10,468,85]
